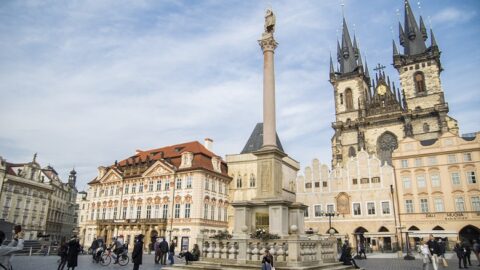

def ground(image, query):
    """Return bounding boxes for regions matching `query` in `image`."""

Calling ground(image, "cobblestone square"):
[10,253,480,270]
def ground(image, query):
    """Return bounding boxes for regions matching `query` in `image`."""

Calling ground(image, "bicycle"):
[100,248,129,266]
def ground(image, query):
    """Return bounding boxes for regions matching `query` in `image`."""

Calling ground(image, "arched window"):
[414,72,426,93]
[348,146,356,157]
[236,174,242,188]
[339,93,344,105]
[249,174,255,187]
[345,88,353,110]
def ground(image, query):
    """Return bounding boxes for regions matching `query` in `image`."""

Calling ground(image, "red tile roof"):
[88,141,229,185]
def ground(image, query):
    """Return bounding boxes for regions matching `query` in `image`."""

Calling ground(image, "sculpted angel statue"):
[264,8,276,33]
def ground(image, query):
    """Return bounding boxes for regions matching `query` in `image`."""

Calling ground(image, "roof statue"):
[264,8,276,34]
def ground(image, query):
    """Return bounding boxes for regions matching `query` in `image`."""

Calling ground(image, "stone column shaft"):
[259,34,278,148]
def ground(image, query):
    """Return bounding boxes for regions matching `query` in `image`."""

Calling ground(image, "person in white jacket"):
[420,241,431,270]
[0,225,25,270]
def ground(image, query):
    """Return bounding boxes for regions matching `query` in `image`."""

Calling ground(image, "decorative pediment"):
[99,169,122,184]
[142,160,175,177]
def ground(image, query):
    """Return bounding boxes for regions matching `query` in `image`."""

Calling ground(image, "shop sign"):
[445,212,467,220]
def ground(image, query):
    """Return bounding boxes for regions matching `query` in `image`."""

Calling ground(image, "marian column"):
[259,9,278,149]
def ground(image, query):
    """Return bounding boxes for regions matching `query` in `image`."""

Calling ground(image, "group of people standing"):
[153,238,175,265]
[419,234,447,270]
[453,238,480,269]
[57,235,82,270]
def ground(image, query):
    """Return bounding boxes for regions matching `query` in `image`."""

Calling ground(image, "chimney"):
[204,138,213,151]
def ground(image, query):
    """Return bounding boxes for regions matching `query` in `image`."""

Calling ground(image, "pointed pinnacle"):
[330,54,335,74]
[364,58,370,78]
[430,28,438,47]
[398,22,405,46]
[419,16,428,40]
[393,39,399,55]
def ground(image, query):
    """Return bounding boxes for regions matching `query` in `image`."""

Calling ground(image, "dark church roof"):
[241,123,284,154]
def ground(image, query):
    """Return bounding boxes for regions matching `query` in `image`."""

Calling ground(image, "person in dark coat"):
[168,241,176,265]
[261,249,274,270]
[159,238,169,265]
[132,234,144,270]
[462,240,472,267]
[66,236,81,270]
[57,240,68,270]
[454,241,467,269]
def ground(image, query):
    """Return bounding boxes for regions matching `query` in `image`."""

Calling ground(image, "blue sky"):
[0,0,479,190]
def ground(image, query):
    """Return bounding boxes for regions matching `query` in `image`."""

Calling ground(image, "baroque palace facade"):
[393,132,480,248]
[297,0,479,252]
[0,154,77,241]
[78,139,231,252]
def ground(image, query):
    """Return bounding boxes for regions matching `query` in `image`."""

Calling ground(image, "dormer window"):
[211,156,221,173]
[180,152,193,168]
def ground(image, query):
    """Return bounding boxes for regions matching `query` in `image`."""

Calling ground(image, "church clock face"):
[377,84,387,95]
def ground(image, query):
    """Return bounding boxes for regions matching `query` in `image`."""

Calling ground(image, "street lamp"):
[319,211,339,235]
[403,231,415,260]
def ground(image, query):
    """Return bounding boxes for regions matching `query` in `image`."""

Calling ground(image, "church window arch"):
[376,132,398,166]
[414,71,426,94]
[249,174,256,187]
[345,88,354,110]
[236,174,242,188]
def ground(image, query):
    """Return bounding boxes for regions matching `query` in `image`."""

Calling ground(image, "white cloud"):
[432,7,476,25]
[0,0,479,190]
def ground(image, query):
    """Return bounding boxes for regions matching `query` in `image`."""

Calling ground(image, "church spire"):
[339,17,358,73]
[419,16,428,41]
[401,0,427,55]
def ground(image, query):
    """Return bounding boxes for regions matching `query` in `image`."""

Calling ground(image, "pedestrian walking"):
[57,240,68,270]
[426,234,439,270]
[0,227,25,270]
[462,240,472,267]
[261,249,274,270]
[132,234,144,270]
[66,235,81,270]
[358,242,367,259]
[154,238,161,264]
[168,241,176,265]
[159,238,169,265]
[420,241,431,270]
[473,239,480,266]
[454,241,467,269]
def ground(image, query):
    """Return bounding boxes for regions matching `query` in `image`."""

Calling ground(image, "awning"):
[407,230,457,238]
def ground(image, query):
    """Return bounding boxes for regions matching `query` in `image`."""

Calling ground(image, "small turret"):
[68,168,77,187]
[430,28,438,47]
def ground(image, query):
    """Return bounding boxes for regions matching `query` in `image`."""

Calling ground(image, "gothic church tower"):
[330,1,458,166]
[393,0,458,140]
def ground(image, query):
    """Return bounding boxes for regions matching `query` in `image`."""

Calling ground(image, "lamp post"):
[404,231,415,260]
[320,211,339,235]
[390,184,400,252]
